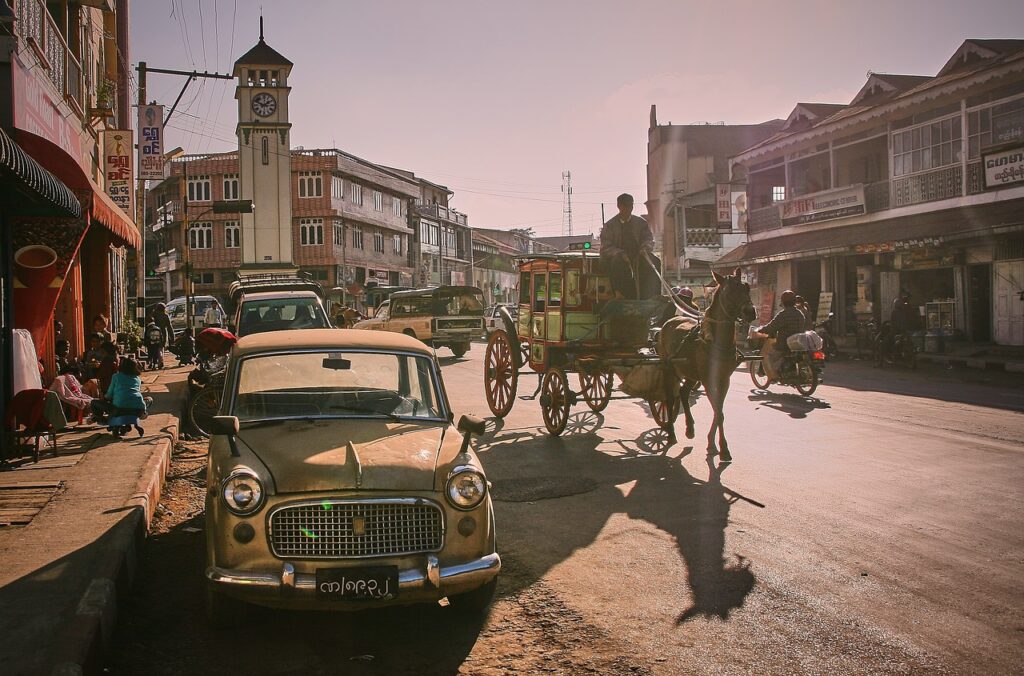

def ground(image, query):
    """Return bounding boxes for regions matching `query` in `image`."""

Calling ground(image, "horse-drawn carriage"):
[483,252,755,459]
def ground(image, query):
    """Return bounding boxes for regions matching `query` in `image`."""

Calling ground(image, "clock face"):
[252,93,277,117]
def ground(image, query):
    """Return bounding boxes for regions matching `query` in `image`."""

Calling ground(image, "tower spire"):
[259,14,264,41]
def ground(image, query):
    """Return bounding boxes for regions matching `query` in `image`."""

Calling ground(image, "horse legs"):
[679,380,695,439]
[710,379,732,461]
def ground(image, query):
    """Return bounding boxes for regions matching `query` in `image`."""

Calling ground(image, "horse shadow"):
[476,430,761,626]
[747,389,831,419]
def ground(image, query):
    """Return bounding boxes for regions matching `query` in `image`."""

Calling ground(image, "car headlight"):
[222,470,265,515]
[446,466,487,511]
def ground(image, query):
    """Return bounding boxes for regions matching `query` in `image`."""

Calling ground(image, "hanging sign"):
[716,184,732,224]
[138,104,165,180]
[983,146,1024,188]
[102,130,134,216]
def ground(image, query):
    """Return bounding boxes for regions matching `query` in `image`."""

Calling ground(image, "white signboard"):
[780,185,865,226]
[716,184,731,224]
[983,146,1024,188]
[102,130,134,216]
[137,104,165,180]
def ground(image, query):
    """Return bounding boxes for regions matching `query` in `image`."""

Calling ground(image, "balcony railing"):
[416,203,468,226]
[15,0,84,112]
[891,164,962,208]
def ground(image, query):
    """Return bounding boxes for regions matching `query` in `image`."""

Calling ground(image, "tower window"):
[373,190,383,212]
[223,174,239,200]
[392,197,402,217]
[392,234,403,254]
[261,137,269,165]
[334,221,345,245]
[271,70,279,86]
[332,176,344,200]
[351,183,363,206]
[373,231,385,253]
[352,226,364,250]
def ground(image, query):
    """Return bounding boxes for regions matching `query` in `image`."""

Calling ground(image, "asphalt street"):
[108,348,1024,674]
[442,349,1024,673]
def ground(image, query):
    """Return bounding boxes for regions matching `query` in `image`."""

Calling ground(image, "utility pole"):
[663,179,687,282]
[134,62,147,325]
[561,170,573,236]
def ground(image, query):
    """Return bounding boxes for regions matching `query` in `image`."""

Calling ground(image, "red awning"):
[87,186,141,249]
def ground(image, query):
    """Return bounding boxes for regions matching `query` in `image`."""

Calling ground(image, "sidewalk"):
[836,341,1024,373]
[0,366,188,675]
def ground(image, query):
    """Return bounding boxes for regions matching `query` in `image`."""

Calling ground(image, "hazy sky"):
[131,1,1024,236]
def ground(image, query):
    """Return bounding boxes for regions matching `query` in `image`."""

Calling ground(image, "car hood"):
[237,419,449,493]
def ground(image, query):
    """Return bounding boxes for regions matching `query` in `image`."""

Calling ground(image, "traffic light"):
[568,240,592,251]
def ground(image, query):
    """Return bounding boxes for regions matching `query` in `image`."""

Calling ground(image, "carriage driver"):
[753,290,806,382]
[600,193,662,300]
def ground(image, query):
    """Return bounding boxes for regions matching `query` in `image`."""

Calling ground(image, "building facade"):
[719,40,1024,346]
[1,0,139,428]
[148,148,420,305]
[646,108,783,300]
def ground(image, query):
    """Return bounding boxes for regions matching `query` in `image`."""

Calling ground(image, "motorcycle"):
[873,321,917,369]
[814,312,839,360]
[748,328,826,396]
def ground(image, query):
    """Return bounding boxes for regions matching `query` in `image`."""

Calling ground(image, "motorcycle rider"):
[882,290,917,360]
[754,290,806,382]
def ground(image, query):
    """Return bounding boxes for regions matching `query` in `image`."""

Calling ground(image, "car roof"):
[239,291,321,301]
[233,328,433,357]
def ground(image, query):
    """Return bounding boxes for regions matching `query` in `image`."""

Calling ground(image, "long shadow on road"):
[479,422,760,625]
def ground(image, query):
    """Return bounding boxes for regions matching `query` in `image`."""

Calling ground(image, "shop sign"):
[815,291,833,325]
[10,54,86,174]
[900,250,959,269]
[450,271,466,285]
[137,105,165,180]
[369,269,389,282]
[982,146,1024,188]
[716,184,732,224]
[102,131,134,216]
[779,185,865,226]
[993,109,1024,145]
[854,237,943,254]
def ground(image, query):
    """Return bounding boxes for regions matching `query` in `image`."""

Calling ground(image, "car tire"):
[205,585,248,628]
[450,577,497,614]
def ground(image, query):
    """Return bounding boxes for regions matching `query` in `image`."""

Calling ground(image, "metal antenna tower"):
[561,170,573,236]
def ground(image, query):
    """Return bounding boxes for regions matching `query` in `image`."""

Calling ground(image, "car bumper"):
[206,552,500,608]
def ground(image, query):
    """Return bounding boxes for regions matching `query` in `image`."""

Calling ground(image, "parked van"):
[354,286,484,357]
[228,274,331,337]
[165,295,227,336]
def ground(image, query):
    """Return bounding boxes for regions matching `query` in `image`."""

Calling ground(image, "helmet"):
[678,286,694,299]
[155,302,166,311]
[780,290,797,306]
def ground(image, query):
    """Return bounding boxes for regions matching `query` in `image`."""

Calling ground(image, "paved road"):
[109,349,1024,674]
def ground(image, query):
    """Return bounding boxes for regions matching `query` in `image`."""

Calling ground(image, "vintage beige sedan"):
[204,329,499,623]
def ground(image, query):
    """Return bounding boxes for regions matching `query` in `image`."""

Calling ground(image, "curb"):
[49,422,177,676]
[837,349,1022,373]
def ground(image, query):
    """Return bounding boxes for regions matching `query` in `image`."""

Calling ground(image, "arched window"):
[261,136,269,165]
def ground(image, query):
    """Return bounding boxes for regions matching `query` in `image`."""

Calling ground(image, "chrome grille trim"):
[268,498,445,559]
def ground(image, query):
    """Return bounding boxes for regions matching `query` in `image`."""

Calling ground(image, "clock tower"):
[233,18,295,272]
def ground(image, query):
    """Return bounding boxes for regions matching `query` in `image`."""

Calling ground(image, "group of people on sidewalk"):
[47,312,156,438]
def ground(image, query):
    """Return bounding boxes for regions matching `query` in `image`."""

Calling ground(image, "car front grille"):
[436,318,482,330]
[269,499,444,559]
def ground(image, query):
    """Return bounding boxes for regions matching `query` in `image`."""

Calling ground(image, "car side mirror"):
[211,415,241,457]
[457,414,486,455]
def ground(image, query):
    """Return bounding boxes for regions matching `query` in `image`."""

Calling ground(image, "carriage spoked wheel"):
[484,330,518,418]
[579,370,612,413]
[647,397,678,432]
[540,368,571,436]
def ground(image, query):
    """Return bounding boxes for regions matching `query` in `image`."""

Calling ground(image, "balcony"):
[15,0,85,113]
[416,203,468,226]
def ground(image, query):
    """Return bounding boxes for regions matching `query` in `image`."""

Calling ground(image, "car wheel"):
[403,329,417,339]
[205,585,248,628]
[450,577,497,614]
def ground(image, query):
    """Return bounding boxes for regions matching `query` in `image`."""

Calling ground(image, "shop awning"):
[86,187,141,249]
[0,127,82,218]
[716,199,1024,267]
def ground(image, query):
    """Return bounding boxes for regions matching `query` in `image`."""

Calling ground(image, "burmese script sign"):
[716,184,732,224]
[138,105,165,180]
[983,146,1024,188]
[102,130,134,216]
[780,185,865,226]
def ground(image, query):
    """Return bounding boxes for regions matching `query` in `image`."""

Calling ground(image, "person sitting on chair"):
[600,193,661,300]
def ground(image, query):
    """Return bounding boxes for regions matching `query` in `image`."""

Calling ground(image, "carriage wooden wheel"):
[647,398,678,432]
[540,368,572,436]
[579,370,612,413]
[484,330,518,418]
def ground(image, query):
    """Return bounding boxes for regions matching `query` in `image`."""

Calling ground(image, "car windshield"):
[433,292,484,316]
[238,298,329,336]
[233,350,444,422]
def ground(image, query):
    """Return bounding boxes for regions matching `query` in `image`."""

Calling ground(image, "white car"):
[484,304,517,336]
